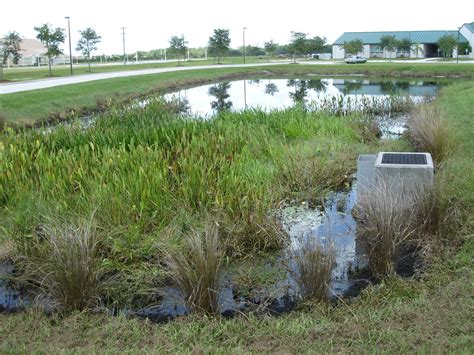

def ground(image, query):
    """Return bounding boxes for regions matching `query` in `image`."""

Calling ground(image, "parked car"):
[345,55,367,64]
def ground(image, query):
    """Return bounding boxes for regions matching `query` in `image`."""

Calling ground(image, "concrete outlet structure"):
[357,152,434,202]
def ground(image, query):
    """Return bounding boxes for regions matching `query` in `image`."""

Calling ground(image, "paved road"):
[1,59,472,94]
[0,62,290,94]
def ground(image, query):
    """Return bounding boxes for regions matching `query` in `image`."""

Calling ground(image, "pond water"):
[164,78,438,118]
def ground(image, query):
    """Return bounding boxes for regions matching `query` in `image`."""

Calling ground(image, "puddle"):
[0,263,27,312]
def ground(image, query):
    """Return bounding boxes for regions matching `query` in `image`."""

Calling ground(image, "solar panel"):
[381,153,427,165]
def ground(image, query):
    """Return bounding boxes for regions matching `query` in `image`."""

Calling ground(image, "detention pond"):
[1,76,437,320]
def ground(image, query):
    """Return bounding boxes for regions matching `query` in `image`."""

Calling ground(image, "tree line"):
[341,34,470,58]
[1,26,333,77]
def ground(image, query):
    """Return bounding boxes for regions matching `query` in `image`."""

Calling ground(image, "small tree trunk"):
[0,64,3,81]
[48,57,52,76]
[88,54,91,72]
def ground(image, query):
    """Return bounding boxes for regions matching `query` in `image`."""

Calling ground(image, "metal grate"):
[381,153,427,165]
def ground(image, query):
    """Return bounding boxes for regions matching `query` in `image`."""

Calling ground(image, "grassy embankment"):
[0,69,473,352]
[2,63,474,126]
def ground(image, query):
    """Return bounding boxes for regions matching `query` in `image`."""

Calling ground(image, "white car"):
[345,55,367,64]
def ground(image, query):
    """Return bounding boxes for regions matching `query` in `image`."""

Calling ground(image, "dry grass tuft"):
[291,239,336,301]
[407,104,455,166]
[15,216,103,311]
[354,181,418,279]
[166,223,225,315]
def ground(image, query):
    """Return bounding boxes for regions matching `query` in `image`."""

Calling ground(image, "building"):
[3,38,70,67]
[333,23,474,59]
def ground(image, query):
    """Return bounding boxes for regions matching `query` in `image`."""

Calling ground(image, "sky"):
[2,0,473,55]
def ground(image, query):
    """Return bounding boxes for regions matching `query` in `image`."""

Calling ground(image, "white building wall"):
[332,45,345,59]
[460,25,474,57]
[362,45,370,58]
[331,45,368,59]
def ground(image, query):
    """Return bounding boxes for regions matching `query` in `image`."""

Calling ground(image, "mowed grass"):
[2,63,474,125]
[2,56,267,82]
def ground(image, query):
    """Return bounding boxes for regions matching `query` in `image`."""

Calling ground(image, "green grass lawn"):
[1,56,269,82]
[2,63,474,126]
[0,73,473,352]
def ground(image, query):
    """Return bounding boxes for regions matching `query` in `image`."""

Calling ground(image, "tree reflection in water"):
[208,82,233,113]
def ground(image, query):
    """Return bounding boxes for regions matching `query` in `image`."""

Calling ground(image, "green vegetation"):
[0,31,22,80]
[1,56,266,82]
[208,29,231,64]
[34,23,65,76]
[76,27,102,72]
[166,224,225,314]
[341,39,364,55]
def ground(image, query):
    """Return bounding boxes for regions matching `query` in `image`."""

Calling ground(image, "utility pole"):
[243,27,247,64]
[65,16,73,75]
[457,27,460,64]
[121,27,127,65]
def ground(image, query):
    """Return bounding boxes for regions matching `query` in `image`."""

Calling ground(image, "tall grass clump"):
[407,103,455,166]
[166,224,225,315]
[15,215,103,311]
[290,239,335,301]
[411,172,462,244]
[354,181,418,279]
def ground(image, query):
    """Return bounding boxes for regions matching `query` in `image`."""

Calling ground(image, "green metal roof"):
[333,31,468,45]
[464,22,474,33]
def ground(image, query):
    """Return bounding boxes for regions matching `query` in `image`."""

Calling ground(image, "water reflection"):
[165,78,439,118]
[264,82,279,96]
[208,82,233,113]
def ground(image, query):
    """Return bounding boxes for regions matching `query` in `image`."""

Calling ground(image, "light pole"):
[243,27,247,64]
[65,16,73,75]
[121,27,127,65]
[457,27,460,64]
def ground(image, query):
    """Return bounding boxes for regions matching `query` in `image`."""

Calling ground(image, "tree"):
[380,35,398,59]
[1,31,22,81]
[168,35,188,65]
[306,36,328,54]
[397,38,412,57]
[76,27,101,72]
[412,43,424,58]
[288,32,308,63]
[437,35,457,58]
[208,29,231,64]
[264,40,278,62]
[340,39,363,56]
[34,24,65,76]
